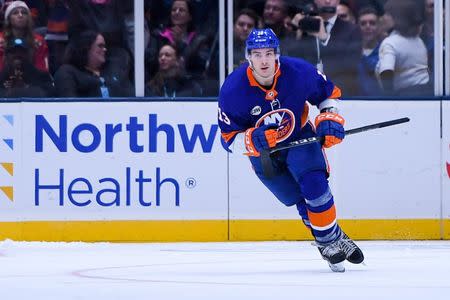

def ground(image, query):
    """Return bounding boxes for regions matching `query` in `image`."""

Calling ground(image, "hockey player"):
[218,28,364,272]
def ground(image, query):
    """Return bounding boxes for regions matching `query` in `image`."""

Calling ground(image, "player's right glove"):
[244,124,278,157]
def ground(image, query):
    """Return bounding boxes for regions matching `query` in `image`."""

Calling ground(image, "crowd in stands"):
[235,0,434,97]
[0,0,436,99]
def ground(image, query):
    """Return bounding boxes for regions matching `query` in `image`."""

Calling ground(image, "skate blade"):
[328,261,345,272]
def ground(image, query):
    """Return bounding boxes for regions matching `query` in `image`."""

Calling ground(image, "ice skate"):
[339,232,364,264]
[314,240,346,272]
[327,261,345,272]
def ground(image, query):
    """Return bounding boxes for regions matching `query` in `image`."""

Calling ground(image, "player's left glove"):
[315,112,345,148]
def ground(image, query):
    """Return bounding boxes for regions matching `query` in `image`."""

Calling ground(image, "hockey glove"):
[244,124,278,157]
[315,112,345,148]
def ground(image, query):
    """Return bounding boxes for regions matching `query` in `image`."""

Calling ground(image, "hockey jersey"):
[218,56,341,148]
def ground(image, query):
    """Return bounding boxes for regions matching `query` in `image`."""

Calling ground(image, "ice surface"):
[0,240,449,300]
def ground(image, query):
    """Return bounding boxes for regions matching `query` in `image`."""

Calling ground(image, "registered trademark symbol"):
[185,178,196,188]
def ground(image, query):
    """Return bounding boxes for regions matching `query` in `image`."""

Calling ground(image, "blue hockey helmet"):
[245,28,280,58]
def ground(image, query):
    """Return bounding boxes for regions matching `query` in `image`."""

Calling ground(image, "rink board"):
[444,100,450,239]
[0,99,448,241]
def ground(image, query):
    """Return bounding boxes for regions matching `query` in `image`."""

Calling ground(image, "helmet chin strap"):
[247,56,281,81]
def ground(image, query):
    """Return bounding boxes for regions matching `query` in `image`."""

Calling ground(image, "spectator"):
[145,0,171,31]
[357,6,383,95]
[347,0,386,16]
[233,8,259,69]
[421,0,434,75]
[188,0,219,36]
[337,0,355,24]
[262,0,291,39]
[2,0,47,32]
[234,0,265,16]
[183,32,219,96]
[0,37,53,97]
[67,0,125,49]
[123,0,150,57]
[26,0,47,33]
[146,0,219,36]
[44,0,70,75]
[155,0,198,54]
[146,44,202,97]
[376,0,430,96]
[54,30,133,97]
[143,0,220,35]
[66,0,131,79]
[150,0,207,84]
[144,4,160,81]
[290,0,362,96]
[378,10,394,39]
[0,1,49,72]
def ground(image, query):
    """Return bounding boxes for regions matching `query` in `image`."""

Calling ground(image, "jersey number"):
[218,108,231,125]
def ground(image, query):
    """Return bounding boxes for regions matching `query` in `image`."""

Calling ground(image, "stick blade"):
[260,150,276,178]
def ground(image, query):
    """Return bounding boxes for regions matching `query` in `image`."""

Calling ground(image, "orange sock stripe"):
[307,204,337,228]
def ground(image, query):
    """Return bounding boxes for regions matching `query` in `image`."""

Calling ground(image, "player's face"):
[249,48,277,78]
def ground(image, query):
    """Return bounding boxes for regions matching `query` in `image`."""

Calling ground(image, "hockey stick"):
[260,117,410,178]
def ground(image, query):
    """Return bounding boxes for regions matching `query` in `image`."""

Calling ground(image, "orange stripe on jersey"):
[307,204,337,228]
[221,131,241,143]
[246,66,281,100]
[330,86,342,99]
[300,103,309,128]
[247,66,259,87]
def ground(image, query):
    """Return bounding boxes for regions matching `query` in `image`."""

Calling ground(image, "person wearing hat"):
[0,36,54,97]
[0,0,49,73]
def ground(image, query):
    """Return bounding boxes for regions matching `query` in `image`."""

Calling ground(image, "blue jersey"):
[218,56,341,147]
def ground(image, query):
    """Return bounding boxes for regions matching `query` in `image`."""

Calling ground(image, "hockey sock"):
[300,170,342,244]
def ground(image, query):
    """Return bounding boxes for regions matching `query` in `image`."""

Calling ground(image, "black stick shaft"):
[345,117,410,136]
[269,117,409,154]
[260,117,410,177]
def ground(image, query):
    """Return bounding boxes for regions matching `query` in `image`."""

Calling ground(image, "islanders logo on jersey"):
[255,108,295,142]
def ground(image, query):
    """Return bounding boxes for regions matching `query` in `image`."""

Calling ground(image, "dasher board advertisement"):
[0,102,227,222]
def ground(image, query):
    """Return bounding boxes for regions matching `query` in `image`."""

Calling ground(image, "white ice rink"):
[0,240,449,300]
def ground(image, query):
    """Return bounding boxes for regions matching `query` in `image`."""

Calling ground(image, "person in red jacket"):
[0,1,49,72]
